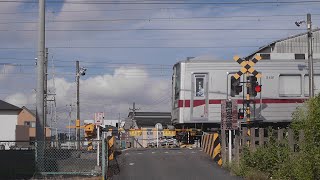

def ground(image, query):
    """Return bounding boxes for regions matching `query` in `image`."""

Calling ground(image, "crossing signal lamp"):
[238,109,244,119]
[248,76,261,97]
[231,77,242,97]
[84,123,96,138]
[255,84,262,93]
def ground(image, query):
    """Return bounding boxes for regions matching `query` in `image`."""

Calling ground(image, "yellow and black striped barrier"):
[202,133,222,166]
[108,136,115,161]
[212,133,222,166]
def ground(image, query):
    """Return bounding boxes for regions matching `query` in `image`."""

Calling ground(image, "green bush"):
[230,94,320,179]
[239,138,290,177]
[290,94,320,180]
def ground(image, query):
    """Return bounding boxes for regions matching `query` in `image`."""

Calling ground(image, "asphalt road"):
[110,148,242,180]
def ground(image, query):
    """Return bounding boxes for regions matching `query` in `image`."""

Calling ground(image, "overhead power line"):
[2,15,320,24]
[2,0,320,5]
[0,44,313,50]
[0,45,260,49]
[0,28,305,32]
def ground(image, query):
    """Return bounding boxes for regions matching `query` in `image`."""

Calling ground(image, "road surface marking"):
[152,152,156,154]
[191,151,196,154]
[164,151,169,154]
[129,163,135,166]
[137,152,143,155]
[178,152,182,153]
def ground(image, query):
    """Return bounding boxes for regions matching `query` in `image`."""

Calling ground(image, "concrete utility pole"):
[307,13,314,98]
[36,0,45,170]
[76,61,80,149]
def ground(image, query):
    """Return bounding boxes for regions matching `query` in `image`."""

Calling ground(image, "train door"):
[190,73,208,121]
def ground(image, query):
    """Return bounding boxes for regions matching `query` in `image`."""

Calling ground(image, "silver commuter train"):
[171,57,320,128]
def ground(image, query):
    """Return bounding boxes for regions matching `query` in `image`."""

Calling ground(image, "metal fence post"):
[102,139,106,180]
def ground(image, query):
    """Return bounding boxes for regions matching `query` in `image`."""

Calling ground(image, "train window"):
[295,54,305,60]
[174,63,181,100]
[195,77,204,97]
[279,75,301,97]
[260,53,270,60]
[194,74,206,97]
[304,75,320,96]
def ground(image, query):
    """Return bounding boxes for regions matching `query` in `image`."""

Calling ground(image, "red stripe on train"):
[178,99,306,108]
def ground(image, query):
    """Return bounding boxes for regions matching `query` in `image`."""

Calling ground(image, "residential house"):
[0,100,51,149]
[17,106,51,142]
[0,100,22,141]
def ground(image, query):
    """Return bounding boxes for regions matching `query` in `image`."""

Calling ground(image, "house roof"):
[245,28,320,59]
[0,100,21,111]
[22,106,36,117]
[128,112,171,127]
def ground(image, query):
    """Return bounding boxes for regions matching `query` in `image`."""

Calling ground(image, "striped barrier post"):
[201,135,204,148]
[213,133,222,166]
[205,135,211,153]
[208,134,214,155]
[108,136,115,161]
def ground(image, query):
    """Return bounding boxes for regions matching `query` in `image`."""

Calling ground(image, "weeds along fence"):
[220,127,305,165]
[201,127,305,166]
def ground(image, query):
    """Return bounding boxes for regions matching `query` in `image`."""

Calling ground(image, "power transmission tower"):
[48,53,58,145]
[129,102,140,120]
[44,48,48,135]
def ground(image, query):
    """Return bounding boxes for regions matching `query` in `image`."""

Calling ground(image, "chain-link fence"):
[0,139,109,178]
[36,140,104,176]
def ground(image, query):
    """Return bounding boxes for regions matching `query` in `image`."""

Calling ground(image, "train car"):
[171,57,320,130]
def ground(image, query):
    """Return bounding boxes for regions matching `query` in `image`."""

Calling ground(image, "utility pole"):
[44,48,48,138]
[76,60,80,149]
[307,13,314,98]
[118,113,121,138]
[36,0,45,170]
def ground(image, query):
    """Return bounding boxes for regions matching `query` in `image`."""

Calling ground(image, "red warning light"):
[255,85,262,93]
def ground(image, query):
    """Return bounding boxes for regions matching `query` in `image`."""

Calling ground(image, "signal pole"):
[245,72,251,123]
[307,13,314,98]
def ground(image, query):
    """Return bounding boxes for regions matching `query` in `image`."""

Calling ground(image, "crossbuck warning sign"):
[233,55,262,80]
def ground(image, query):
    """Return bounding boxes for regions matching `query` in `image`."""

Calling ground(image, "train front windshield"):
[173,63,181,101]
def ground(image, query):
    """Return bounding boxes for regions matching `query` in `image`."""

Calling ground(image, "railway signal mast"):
[232,55,262,123]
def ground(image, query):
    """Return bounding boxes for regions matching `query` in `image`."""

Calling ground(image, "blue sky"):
[1,0,320,131]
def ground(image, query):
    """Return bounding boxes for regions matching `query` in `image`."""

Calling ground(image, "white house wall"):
[0,111,18,149]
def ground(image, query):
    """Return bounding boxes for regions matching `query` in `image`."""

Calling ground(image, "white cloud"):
[0,65,15,81]
[5,92,36,108]
[3,66,170,130]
